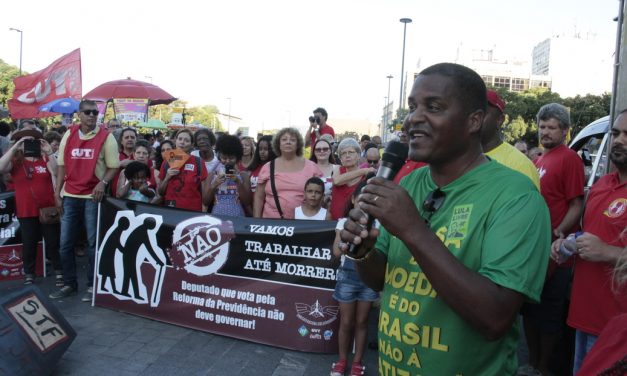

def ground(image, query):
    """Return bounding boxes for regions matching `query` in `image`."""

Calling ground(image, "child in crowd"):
[330,180,378,376]
[295,177,330,220]
[294,176,331,221]
[118,161,155,203]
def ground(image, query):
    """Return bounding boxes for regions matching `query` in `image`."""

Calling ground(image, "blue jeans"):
[59,197,98,290]
[573,329,597,374]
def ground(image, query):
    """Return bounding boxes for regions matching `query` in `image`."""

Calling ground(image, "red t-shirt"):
[311,124,335,146]
[63,125,109,195]
[567,172,627,335]
[160,155,208,211]
[330,166,363,220]
[534,144,585,233]
[394,160,427,184]
[11,158,56,218]
[536,144,585,272]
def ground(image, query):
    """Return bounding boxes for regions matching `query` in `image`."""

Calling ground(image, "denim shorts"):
[332,267,379,303]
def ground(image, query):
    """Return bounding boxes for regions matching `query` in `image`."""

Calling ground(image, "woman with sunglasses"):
[158,129,208,211]
[310,138,338,208]
[0,130,62,286]
[329,138,376,220]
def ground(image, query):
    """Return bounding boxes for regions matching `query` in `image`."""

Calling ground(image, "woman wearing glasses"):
[0,130,62,285]
[310,138,338,208]
[329,138,376,220]
[158,129,208,211]
[253,127,322,219]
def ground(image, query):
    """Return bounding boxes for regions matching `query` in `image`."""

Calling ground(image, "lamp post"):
[9,28,23,75]
[385,74,393,136]
[398,18,412,116]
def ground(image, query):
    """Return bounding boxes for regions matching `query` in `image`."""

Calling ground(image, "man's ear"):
[468,109,485,134]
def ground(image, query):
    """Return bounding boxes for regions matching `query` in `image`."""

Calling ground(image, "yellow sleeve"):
[103,134,121,169]
[57,131,71,166]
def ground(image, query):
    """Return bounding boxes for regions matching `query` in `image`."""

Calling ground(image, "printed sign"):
[0,192,45,281]
[113,98,149,122]
[95,198,340,353]
[6,294,70,352]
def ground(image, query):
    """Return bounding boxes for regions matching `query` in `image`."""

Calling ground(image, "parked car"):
[569,115,610,191]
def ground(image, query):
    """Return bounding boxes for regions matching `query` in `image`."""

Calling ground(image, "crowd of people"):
[1,62,625,375]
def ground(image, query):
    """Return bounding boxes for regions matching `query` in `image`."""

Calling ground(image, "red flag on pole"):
[8,49,82,119]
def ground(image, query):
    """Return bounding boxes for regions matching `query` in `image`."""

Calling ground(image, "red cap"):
[487,90,505,113]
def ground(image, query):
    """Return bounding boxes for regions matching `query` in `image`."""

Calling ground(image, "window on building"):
[494,77,511,89]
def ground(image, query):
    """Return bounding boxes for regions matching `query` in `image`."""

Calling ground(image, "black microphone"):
[348,141,408,255]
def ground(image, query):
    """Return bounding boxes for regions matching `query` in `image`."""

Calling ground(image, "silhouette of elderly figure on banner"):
[98,216,131,293]
[119,217,165,300]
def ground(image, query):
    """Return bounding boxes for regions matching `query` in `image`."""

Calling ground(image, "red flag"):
[8,49,82,119]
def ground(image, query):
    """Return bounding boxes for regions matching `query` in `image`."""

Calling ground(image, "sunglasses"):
[314,147,330,152]
[367,159,379,165]
[422,188,446,224]
[81,109,99,116]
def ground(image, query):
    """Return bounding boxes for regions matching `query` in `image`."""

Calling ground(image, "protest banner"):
[7,49,82,119]
[94,198,341,353]
[0,192,44,281]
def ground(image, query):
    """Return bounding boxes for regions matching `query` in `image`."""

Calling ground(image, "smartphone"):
[23,139,41,158]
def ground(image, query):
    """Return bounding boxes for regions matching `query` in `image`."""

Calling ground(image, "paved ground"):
[2,256,380,376]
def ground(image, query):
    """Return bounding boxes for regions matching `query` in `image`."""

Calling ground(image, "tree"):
[502,115,528,143]
[336,131,360,142]
[0,59,20,108]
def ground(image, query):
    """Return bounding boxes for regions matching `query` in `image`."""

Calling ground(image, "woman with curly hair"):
[207,134,251,217]
[253,127,322,219]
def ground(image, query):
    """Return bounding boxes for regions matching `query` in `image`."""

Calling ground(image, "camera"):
[23,139,41,158]
[309,116,321,125]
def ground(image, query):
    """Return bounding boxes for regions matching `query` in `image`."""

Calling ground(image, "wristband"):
[345,248,374,262]
[101,180,109,186]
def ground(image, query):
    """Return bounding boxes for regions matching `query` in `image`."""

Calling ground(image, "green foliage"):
[493,86,610,147]
[336,131,360,142]
[0,59,20,107]
[502,115,528,143]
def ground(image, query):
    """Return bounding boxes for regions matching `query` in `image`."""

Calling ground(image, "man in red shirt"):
[520,103,585,376]
[552,109,627,374]
[305,107,335,147]
[49,100,120,301]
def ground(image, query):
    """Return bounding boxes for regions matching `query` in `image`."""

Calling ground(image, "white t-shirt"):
[191,150,221,174]
[294,206,327,220]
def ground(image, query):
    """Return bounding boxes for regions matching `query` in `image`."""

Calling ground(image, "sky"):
[0,0,621,135]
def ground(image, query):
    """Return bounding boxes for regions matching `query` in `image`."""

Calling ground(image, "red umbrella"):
[83,78,177,105]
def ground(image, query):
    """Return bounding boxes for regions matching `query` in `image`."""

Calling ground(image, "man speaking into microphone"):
[340,63,551,375]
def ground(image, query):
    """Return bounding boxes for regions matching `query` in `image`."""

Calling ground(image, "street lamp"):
[398,18,412,116]
[385,74,393,136]
[9,28,23,75]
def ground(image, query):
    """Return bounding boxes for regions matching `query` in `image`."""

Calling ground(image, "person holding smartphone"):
[0,129,62,285]
[207,134,251,217]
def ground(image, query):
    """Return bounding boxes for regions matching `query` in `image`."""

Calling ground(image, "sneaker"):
[330,359,347,376]
[55,273,64,287]
[49,286,77,299]
[82,287,93,302]
[24,274,35,285]
[349,362,365,376]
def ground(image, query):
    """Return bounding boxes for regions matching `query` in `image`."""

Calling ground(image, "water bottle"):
[557,232,581,264]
